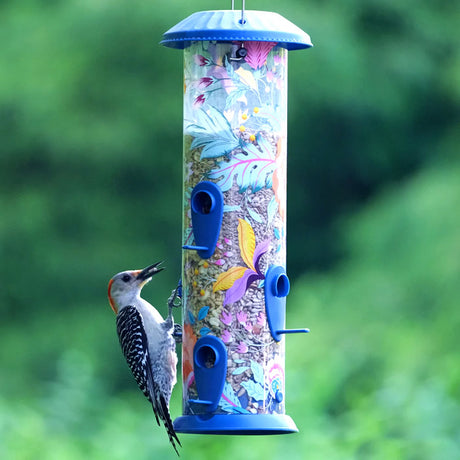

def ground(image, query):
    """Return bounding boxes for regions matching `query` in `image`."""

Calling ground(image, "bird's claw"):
[173,324,182,344]
[168,280,182,310]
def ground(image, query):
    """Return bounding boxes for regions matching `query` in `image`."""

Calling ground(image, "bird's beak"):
[136,262,164,282]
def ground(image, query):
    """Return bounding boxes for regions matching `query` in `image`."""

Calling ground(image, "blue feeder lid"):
[161,10,312,50]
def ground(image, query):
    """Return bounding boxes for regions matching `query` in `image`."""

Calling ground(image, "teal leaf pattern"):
[223,204,242,213]
[251,360,264,385]
[232,367,250,375]
[267,196,278,223]
[187,106,240,159]
[247,207,263,223]
[241,380,265,401]
[219,381,250,414]
[225,87,248,110]
[208,137,276,192]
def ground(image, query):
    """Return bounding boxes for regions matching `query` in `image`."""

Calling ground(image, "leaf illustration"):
[198,306,210,321]
[225,87,247,110]
[199,327,211,336]
[247,207,263,224]
[232,367,250,375]
[238,219,256,272]
[241,380,265,401]
[223,54,235,78]
[187,106,240,159]
[253,239,270,275]
[224,270,260,306]
[235,67,258,91]
[223,204,242,213]
[244,41,277,69]
[250,360,264,385]
[188,311,196,325]
[207,138,276,192]
[219,381,250,414]
[267,196,278,223]
[213,266,248,292]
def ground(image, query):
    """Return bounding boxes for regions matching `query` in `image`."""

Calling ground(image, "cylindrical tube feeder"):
[161,8,312,435]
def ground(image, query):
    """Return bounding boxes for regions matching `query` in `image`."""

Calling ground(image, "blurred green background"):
[1,0,459,458]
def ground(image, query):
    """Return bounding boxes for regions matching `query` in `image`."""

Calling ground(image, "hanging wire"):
[231,0,246,24]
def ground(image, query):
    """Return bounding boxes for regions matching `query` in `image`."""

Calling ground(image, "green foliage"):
[0,0,459,458]
[287,162,460,459]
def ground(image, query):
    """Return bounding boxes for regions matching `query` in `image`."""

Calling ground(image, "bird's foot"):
[173,323,182,344]
[167,279,182,311]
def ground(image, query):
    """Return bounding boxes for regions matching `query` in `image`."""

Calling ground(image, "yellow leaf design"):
[235,67,258,91]
[213,266,248,292]
[238,218,256,272]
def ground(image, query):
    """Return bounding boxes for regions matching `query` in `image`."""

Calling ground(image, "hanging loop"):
[231,0,246,24]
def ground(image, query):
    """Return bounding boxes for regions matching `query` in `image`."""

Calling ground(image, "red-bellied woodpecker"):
[107,262,181,455]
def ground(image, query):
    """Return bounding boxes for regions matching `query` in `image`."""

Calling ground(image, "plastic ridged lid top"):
[161,10,313,50]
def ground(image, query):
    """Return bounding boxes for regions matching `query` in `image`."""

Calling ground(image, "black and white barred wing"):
[116,306,181,455]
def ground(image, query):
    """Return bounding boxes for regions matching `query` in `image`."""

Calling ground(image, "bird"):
[107,262,181,455]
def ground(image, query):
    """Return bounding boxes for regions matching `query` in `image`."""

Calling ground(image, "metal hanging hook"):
[231,0,246,24]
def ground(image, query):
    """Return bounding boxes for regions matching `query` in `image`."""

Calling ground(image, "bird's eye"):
[122,274,131,283]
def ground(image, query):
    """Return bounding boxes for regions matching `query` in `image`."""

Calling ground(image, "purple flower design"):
[244,41,276,69]
[194,54,210,66]
[193,94,207,108]
[257,311,266,327]
[221,238,269,306]
[237,311,248,324]
[197,76,215,89]
[221,330,232,343]
[237,342,248,354]
[221,310,232,326]
[213,219,270,306]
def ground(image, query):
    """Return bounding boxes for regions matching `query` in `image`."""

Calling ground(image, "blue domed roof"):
[161,10,312,50]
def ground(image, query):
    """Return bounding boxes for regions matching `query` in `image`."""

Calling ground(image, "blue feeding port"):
[175,336,299,434]
[182,181,224,259]
[265,266,310,342]
[189,336,228,412]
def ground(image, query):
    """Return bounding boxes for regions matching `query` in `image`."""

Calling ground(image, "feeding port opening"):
[192,190,214,215]
[196,344,217,369]
[274,273,290,298]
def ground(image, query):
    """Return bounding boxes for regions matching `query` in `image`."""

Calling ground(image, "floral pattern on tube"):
[182,41,288,416]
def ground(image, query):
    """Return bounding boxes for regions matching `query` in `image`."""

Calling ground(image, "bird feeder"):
[161,4,312,434]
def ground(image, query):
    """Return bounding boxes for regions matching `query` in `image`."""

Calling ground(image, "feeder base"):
[173,414,298,435]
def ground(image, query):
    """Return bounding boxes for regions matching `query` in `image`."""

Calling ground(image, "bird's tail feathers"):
[151,390,181,456]
[159,394,181,456]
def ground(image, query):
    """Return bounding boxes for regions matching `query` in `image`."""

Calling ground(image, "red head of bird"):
[107,262,164,314]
